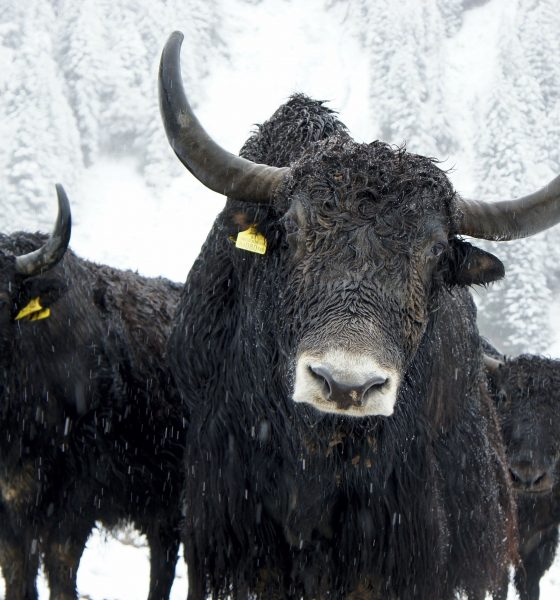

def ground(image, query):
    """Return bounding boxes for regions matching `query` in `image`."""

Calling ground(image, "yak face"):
[488,355,560,494]
[277,138,504,417]
[0,186,70,360]
[0,238,68,358]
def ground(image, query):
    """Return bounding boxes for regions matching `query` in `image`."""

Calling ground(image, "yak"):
[485,351,560,600]
[159,31,560,599]
[0,185,185,600]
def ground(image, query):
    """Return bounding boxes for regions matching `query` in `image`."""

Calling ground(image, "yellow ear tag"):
[29,308,51,321]
[15,297,50,321]
[235,225,267,255]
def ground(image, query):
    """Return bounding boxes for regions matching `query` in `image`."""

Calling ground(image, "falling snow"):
[1,0,560,598]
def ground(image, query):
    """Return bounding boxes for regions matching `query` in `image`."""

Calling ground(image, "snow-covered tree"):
[0,1,81,231]
[472,10,554,354]
[0,0,225,233]
[1,0,559,354]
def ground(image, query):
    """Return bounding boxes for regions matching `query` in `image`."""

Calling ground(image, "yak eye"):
[430,241,447,258]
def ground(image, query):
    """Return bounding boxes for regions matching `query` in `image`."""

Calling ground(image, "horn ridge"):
[158,31,288,203]
[456,174,560,241]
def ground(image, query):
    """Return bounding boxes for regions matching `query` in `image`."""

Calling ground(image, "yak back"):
[0,231,184,522]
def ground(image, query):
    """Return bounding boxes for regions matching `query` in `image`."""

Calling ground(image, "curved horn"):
[15,184,72,276]
[456,174,560,241]
[483,354,504,374]
[158,31,288,203]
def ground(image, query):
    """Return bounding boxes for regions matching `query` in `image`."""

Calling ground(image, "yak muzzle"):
[293,350,399,417]
[509,458,555,494]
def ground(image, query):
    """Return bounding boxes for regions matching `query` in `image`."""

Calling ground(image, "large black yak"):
[485,352,560,600]
[160,31,559,599]
[0,186,184,600]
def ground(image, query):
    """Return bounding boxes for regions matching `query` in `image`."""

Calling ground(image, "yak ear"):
[446,239,505,286]
[483,355,507,401]
[18,276,68,309]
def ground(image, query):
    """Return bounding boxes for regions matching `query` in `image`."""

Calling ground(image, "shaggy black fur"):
[487,353,560,600]
[0,233,184,600]
[170,94,516,599]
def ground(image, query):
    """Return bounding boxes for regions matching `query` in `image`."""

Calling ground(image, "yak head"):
[0,185,71,356]
[160,31,560,418]
[486,354,560,494]
[278,138,504,416]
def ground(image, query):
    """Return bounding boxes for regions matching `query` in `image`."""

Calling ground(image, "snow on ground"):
[0,526,188,600]
[72,529,188,600]
[5,521,557,600]
[3,0,560,597]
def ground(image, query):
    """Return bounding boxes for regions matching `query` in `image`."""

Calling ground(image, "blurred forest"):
[1,0,559,355]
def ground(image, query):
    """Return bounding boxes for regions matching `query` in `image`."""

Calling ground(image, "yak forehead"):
[498,356,560,449]
[502,356,560,409]
[282,137,455,243]
[279,138,454,283]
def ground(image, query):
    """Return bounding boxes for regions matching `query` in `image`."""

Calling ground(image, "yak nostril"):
[309,365,388,409]
[362,375,388,395]
[532,472,547,486]
[509,467,524,485]
[509,464,549,488]
[309,365,333,396]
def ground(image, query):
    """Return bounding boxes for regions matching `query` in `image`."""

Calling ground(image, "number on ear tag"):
[235,225,267,255]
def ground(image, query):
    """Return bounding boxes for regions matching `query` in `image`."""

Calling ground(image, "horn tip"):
[54,184,70,210]
[168,31,184,46]
[54,183,72,236]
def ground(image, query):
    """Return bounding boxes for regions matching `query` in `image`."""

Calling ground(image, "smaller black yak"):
[485,349,560,600]
[0,185,184,600]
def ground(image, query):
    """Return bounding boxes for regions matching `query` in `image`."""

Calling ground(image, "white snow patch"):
[2,0,560,598]
[547,298,560,356]
[443,0,513,194]
[0,526,188,600]
[195,0,372,151]
[70,158,222,282]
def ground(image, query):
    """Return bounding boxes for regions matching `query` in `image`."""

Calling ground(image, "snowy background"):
[1,0,560,597]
